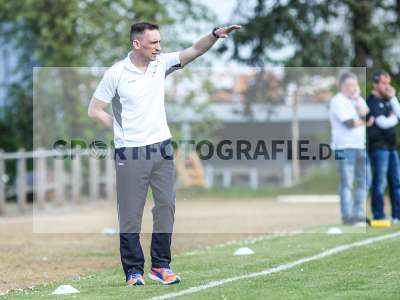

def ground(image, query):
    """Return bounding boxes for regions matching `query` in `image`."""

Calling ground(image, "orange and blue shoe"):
[148,267,181,285]
[126,273,145,286]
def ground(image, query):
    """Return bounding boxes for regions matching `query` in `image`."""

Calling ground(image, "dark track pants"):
[114,139,175,278]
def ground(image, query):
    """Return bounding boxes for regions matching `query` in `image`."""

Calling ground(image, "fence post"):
[54,157,65,205]
[105,151,114,201]
[204,165,214,188]
[222,169,232,188]
[283,163,293,187]
[89,156,99,201]
[0,150,5,214]
[36,148,47,208]
[17,149,27,212]
[71,152,81,203]
[249,168,259,190]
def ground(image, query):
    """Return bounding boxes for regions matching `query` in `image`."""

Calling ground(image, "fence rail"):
[0,148,115,215]
[0,148,289,215]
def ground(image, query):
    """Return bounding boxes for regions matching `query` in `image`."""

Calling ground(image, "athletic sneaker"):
[126,273,145,286]
[148,267,181,285]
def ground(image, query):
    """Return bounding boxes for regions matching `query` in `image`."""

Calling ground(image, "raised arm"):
[387,85,400,119]
[355,97,369,117]
[88,97,113,128]
[179,25,241,67]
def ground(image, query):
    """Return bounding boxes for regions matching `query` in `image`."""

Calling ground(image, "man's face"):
[373,74,391,98]
[341,77,360,98]
[133,29,161,61]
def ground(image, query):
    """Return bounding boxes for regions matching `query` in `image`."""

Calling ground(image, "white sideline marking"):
[149,231,400,300]
[277,195,339,203]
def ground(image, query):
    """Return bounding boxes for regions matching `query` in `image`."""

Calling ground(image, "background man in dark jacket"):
[367,70,400,223]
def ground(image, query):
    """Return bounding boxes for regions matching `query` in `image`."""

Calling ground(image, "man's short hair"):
[130,22,159,43]
[372,70,390,83]
[338,72,358,87]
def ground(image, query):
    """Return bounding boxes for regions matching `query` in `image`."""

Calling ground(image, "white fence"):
[0,148,115,215]
[0,148,299,215]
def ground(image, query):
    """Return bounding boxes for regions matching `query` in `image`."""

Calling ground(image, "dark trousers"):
[115,140,175,278]
[120,233,172,278]
[370,149,400,220]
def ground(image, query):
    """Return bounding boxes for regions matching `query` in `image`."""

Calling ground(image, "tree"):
[0,0,214,151]
[228,0,400,74]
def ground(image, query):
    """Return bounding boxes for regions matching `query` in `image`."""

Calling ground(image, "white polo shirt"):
[93,51,181,147]
[329,92,367,150]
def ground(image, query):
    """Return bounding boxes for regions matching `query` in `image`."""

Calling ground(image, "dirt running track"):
[0,198,341,293]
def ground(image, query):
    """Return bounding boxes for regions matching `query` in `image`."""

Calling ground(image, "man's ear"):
[132,39,141,50]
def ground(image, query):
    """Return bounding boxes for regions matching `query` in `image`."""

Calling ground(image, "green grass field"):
[5,225,399,300]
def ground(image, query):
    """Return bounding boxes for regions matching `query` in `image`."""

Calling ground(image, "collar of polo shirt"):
[93,50,181,148]
[124,51,158,74]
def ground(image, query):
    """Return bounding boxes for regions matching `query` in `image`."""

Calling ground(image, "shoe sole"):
[148,273,181,285]
[127,279,145,286]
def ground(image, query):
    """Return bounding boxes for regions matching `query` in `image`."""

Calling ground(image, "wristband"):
[212,27,221,38]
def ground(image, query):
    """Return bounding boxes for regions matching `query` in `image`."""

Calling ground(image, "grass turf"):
[4,225,399,300]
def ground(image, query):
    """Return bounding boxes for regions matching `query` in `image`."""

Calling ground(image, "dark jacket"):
[366,93,397,152]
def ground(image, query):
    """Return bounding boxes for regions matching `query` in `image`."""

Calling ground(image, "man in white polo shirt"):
[329,72,372,225]
[88,22,240,286]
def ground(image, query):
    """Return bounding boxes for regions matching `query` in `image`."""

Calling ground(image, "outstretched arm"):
[179,25,241,67]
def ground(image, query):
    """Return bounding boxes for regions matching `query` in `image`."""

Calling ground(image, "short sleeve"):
[160,52,181,71]
[331,98,354,122]
[93,68,118,103]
